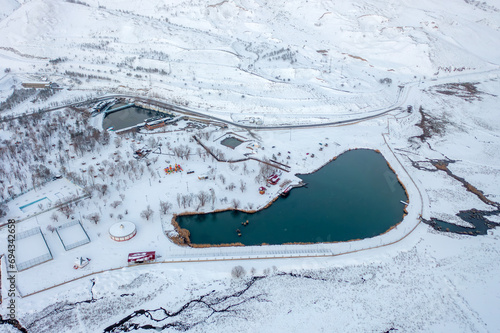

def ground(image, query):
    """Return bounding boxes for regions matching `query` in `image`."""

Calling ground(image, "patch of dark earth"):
[0,315,28,333]
[409,106,449,146]
[428,82,496,102]
[280,266,380,285]
[103,276,268,332]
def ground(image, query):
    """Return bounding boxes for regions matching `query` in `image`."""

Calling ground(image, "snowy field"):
[56,221,90,251]
[1,0,500,332]
[2,226,499,333]
[15,228,52,271]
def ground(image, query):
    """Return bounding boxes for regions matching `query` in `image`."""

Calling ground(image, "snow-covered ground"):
[1,0,500,332]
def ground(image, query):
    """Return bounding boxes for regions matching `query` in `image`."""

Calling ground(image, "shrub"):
[231,265,246,279]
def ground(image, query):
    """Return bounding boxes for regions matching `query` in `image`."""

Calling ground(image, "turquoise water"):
[177,149,409,246]
[220,137,243,149]
[19,197,51,213]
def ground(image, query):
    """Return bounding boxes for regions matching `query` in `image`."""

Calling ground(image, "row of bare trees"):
[176,190,217,210]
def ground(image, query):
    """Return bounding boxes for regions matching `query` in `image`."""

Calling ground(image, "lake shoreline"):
[169,148,409,247]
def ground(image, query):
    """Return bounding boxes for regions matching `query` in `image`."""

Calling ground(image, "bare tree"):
[46,225,56,233]
[255,160,276,183]
[185,194,194,207]
[87,213,100,224]
[160,201,172,215]
[210,190,216,207]
[173,144,191,160]
[231,265,246,279]
[50,212,59,223]
[232,199,240,209]
[240,180,246,193]
[176,193,181,208]
[218,174,226,185]
[110,200,122,209]
[140,205,154,221]
[58,204,74,219]
[197,191,209,208]
[97,184,108,197]
[0,203,7,217]
[227,182,236,191]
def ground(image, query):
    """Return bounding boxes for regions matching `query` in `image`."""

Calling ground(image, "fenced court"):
[55,220,91,251]
[16,227,53,271]
[18,197,52,213]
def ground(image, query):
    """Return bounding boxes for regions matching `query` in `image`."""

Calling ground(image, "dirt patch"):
[430,82,495,102]
[431,159,499,208]
[343,53,368,62]
[411,106,449,143]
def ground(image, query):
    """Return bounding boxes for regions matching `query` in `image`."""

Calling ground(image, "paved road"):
[93,85,407,130]
[0,82,409,128]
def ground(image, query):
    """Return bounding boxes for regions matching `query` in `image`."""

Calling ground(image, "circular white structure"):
[109,221,137,242]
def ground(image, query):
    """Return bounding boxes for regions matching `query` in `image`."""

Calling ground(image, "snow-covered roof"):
[109,221,136,238]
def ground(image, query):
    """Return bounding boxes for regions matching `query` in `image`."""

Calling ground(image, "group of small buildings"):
[92,98,119,116]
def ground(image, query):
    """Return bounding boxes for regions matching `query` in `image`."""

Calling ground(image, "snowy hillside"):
[1,0,500,118]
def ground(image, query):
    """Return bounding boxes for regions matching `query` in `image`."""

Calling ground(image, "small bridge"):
[104,103,135,115]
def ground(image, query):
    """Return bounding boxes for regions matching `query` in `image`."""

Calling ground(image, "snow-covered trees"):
[140,205,154,221]
[232,199,240,209]
[110,201,122,209]
[172,145,191,160]
[231,265,246,279]
[97,184,108,197]
[58,204,74,219]
[50,212,59,223]
[255,159,276,184]
[0,203,8,218]
[159,201,172,215]
[86,213,100,224]
[196,191,209,208]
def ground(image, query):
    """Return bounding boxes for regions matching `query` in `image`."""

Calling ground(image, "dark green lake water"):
[177,149,409,245]
[102,106,166,131]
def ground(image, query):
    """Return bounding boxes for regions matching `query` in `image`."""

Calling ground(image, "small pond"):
[176,149,409,246]
[102,106,168,131]
[220,137,244,149]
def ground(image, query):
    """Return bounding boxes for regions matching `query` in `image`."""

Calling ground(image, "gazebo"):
[109,221,137,242]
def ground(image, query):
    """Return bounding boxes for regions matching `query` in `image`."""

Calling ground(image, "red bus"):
[128,251,156,264]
